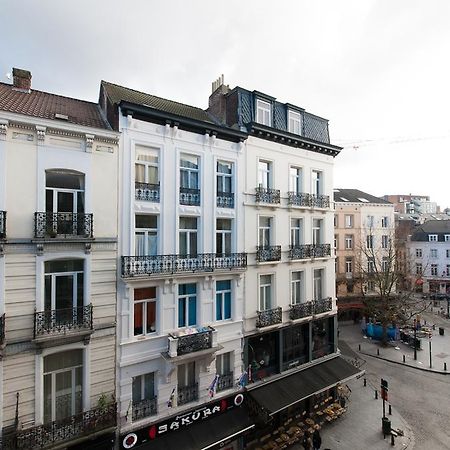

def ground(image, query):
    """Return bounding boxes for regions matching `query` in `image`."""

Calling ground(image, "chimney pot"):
[12,67,32,92]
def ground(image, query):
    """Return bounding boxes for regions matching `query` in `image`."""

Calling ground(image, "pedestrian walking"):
[312,425,322,450]
[302,430,313,450]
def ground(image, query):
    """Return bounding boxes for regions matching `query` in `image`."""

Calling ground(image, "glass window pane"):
[45,259,84,274]
[135,215,157,229]
[46,171,83,190]
[216,294,223,321]
[180,217,197,230]
[146,301,156,333]
[188,297,197,326]
[132,376,141,403]
[135,164,145,183]
[224,292,231,319]
[44,349,83,373]
[148,166,158,184]
[178,298,186,327]
[144,373,155,399]
[217,280,231,291]
[134,302,143,335]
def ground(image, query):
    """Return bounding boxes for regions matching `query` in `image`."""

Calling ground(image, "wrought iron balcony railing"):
[256,245,281,262]
[289,301,313,320]
[177,383,199,406]
[310,194,330,208]
[287,192,310,207]
[255,186,281,204]
[169,326,214,356]
[135,182,160,202]
[217,372,234,392]
[34,212,93,239]
[132,397,158,421]
[0,313,5,346]
[180,187,201,206]
[122,253,247,276]
[217,191,234,208]
[1,403,116,450]
[34,305,93,339]
[310,244,331,258]
[313,297,333,315]
[289,244,310,260]
[0,210,6,239]
[256,306,282,328]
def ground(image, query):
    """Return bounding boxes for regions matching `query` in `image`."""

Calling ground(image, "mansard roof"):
[334,188,392,205]
[411,220,450,241]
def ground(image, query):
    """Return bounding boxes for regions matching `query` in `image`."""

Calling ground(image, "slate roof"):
[101,81,216,124]
[411,220,450,241]
[0,82,110,130]
[334,188,391,204]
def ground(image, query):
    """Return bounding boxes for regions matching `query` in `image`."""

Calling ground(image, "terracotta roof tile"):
[0,82,110,130]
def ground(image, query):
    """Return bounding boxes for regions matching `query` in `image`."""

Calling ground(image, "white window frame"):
[180,154,199,189]
[290,218,302,247]
[291,271,303,305]
[431,248,438,258]
[416,248,423,258]
[258,216,272,247]
[447,249,450,258]
[216,218,232,255]
[179,217,198,256]
[311,170,322,196]
[381,216,388,228]
[345,235,353,250]
[259,274,273,311]
[133,289,157,337]
[416,263,422,275]
[367,216,374,228]
[312,218,323,245]
[256,99,272,126]
[289,166,302,194]
[135,148,159,185]
[132,372,155,404]
[382,235,389,249]
[366,234,374,249]
[313,268,324,301]
[344,215,353,228]
[216,160,233,194]
[431,264,438,276]
[215,280,232,321]
[345,257,353,274]
[445,235,450,242]
[429,234,438,242]
[288,110,302,135]
[135,215,158,256]
[258,160,272,189]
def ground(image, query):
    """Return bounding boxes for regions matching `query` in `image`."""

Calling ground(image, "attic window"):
[357,197,369,203]
[339,197,349,202]
[54,113,69,121]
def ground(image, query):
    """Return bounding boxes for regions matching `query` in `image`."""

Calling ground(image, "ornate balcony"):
[132,397,158,421]
[287,192,310,207]
[0,313,5,346]
[289,301,313,320]
[310,244,331,258]
[135,182,160,202]
[121,253,247,277]
[255,186,280,204]
[180,187,200,206]
[314,297,333,315]
[310,194,330,208]
[168,326,216,357]
[256,246,281,263]
[217,372,234,392]
[1,403,116,450]
[0,210,6,239]
[256,307,282,328]
[177,383,199,406]
[217,191,234,208]
[34,305,93,339]
[34,212,93,239]
[289,244,310,260]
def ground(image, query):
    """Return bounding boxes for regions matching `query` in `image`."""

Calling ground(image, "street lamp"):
[413,318,417,361]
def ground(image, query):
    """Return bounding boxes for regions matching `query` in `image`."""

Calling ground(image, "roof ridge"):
[101,80,207,112]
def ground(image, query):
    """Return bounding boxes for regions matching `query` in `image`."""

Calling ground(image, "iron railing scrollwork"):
[255,186,280,204]
[180,187,201,206]
[177,383,199,406]
[289,244,310,260]
[217,192,234,208]
[0,313,5,346]
[135,182,160,202]
[217,372,234,392]
[289,301,313,320]
[34,305,93,338]
[256,307,282,328]
[310,194,330,209]
[287,192,310,207]
[170,327,214,356]
[256,246,281,262]
[122,253,247,276]
[0,210,6,239]
[1,403,116,449]
[313,297,333,315]
[132,397,158,421]
[34,212,93,239]
[310,244,331,258]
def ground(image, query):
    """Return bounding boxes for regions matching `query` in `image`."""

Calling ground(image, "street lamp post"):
[429,335,432,368]
[413,318,417,361]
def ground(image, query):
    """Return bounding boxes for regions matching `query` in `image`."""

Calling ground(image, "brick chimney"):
[12,68,32,92]
[207,74,230,125]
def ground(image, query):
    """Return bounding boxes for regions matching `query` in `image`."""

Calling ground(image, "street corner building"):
[0,70,363,450]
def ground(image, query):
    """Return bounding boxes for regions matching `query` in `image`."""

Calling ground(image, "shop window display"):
[312,318,334,360]
[245,331,279,381]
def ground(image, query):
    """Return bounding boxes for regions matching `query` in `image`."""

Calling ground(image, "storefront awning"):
[136,405,254,450]
[248,356,363,415]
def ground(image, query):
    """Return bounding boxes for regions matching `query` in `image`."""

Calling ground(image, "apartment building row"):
[0,70,360,450]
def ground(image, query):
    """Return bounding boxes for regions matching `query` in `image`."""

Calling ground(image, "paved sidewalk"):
[290,377,413,450]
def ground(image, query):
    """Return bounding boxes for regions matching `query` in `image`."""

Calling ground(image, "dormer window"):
[256,99,271,126]
[429,234,438,242]
[288,110,302,135]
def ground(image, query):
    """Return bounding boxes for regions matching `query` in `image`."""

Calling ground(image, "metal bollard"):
[403,355,406,363]
[391,434,395,446]
[389,404,392,415]
[377,348,380,356]
[359,344,361,351]
[375,389,378,399]
[364,378,367,387]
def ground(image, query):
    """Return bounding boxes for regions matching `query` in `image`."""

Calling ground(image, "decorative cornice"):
[36,126,46,145]
[0,119,8,140]
[85,134,95,152]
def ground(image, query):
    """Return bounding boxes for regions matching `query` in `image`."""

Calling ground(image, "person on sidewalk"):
[302,430,313,449]
[312,425,322,450]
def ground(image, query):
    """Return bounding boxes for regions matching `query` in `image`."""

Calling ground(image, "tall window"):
[259,216,272,247]
[291,271,303,305]
[366,235,374,249]
[334,235,338,251]
[134,287,156,336]
[311,170,322,196]
[135,148,159,185]
[312,219,323,245]
[447,249,450,258]
[447,265,450,276]
[382,257,389,272]
[132,372,155,408]
[313,269,324,301]
[367,216,374,228]
[46,170,85,215]
[178,283,197,327]
[345,235,353,249]
[180,154,199,190]
[382,235,389,249]
[44,350,83,423]
[259,274,273,311]
[334,214,338,227]
[179,217,198,256]
[431,264,438,276]
[288,110,302,135]
[381,216,389,228]
[289,166,302,193]
[290,218,302,247]
[256,99,271,126]
[416,248,423,258]
[416,263,422,275]
[178,361,196,387]
[345,257,353,274]
[217,161,233,194]
[216,280,232,321]
[258,160,271,189]
[344,215,353,228]
[431,249,438,258]
[45,260,84,313]
[216,219,232,255]
[135,215,158,256]
[367,257,375,273]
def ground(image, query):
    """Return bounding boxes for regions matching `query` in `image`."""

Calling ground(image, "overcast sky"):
[2,0,450,208]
